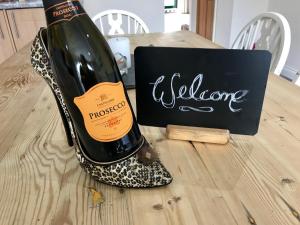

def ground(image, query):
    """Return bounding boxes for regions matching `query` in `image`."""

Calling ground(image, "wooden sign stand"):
[166,125,230,145]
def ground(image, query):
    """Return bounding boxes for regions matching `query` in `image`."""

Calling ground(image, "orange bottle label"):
[74,82,133,142]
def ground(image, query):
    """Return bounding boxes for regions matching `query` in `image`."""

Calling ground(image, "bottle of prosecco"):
[42,0,143,163]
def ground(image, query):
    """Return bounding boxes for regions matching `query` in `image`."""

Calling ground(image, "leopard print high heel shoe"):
[31,28,173,188]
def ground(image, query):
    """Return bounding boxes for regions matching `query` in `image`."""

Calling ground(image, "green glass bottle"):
[42,0,143,163]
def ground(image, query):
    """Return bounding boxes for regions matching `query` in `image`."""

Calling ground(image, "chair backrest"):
[231,12,291,76]
[92,9,150,35]
[294,76,300,87]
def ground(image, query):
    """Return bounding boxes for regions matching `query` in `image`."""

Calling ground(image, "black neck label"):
[45,0,86,26]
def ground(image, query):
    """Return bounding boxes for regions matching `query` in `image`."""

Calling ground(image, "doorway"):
[164,0,216,41]
[164,0,191,32]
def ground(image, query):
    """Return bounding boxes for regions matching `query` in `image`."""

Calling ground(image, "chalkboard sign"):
[134,47,271,135]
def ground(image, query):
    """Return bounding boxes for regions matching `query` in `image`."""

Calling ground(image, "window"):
[165,0,178,9]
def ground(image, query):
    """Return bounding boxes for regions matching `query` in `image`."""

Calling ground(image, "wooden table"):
[0,31,300,225]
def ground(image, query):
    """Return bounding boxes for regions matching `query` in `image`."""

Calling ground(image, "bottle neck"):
[43,0,86,27]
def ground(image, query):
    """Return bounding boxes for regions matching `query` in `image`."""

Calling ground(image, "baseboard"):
[281,65,299,81]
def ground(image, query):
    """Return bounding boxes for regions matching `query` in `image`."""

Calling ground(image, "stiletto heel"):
[30,28,173,188]
[52,91,74,146]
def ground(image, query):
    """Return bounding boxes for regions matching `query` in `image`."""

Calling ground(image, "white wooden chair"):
[92,10,150,35]
[231,12,291,76]
[294,76,300,87]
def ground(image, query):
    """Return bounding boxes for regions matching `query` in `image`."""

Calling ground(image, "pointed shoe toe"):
[77,150,173,188]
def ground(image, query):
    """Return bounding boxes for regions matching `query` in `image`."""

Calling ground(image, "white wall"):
[230,0,269,45]
[82,0,165,32]
[213,0,268,47]
[213,0,234,47]
[189,0,197,32]
[213,0,300,79]
[268,0,300,78]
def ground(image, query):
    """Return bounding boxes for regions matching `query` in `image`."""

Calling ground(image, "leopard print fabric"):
[75,137,172,188]
[31,32,75,139]
[30,28,173,188]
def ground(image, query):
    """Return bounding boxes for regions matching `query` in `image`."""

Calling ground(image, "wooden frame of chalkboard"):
[134,47,271,135]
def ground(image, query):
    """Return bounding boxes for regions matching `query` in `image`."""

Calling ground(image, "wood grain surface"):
[0,31,299,225]
[166,125,230,144]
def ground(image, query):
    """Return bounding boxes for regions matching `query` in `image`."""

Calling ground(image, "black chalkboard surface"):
[134,47,271,135]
